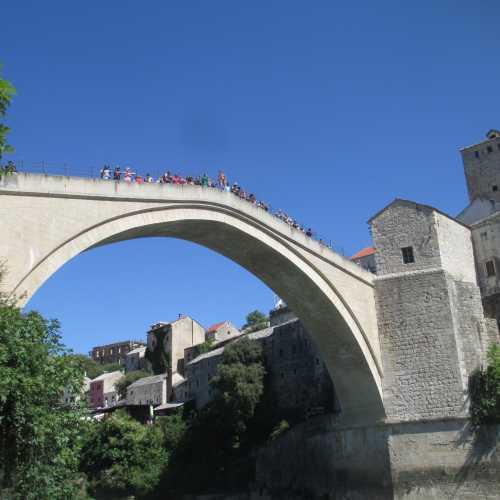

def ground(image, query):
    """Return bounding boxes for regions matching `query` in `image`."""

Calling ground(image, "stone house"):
[205,320,240,342]
[127,374,167,406]
[125,345,147,373]
[89,370,123,409]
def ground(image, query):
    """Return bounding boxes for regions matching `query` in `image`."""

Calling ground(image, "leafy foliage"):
[269,419,290,440]
[0,305,88,499]
[0,64,16,162]
[158,338,266,496]
[196,339,215,355]
[243,310,268,333]
[80,410,167,497]
[470,343,500,425]
[66,353,111,379]
[115,369,151,400]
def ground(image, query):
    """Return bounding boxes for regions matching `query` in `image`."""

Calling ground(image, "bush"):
[80,410,167,497]
[469,344,500,425]
[269,420,290,440]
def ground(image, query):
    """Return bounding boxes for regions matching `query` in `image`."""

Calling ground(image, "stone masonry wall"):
[435,211,476,284]
[371,201,442,276]
[375,269,466,421]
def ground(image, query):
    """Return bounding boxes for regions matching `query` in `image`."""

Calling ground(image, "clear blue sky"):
[2,1,499,354]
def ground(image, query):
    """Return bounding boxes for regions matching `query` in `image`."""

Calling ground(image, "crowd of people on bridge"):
[1,158,331,248]
[99,165,324,242]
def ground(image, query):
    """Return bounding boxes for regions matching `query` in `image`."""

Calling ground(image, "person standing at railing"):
[101,165,111,180]
[123,167,135,182]
[218,170,227,189]
[113,166,121,180]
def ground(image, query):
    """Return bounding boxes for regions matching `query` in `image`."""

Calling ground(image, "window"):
[293,368,297,375]
[487,146,493,154]
[401,246,415,264]
[316,358,320,366]
[486,260,496,277]
[474,151,480,159]
[279,348,283,357]
[493,186,498,192]
[481,232,488,241]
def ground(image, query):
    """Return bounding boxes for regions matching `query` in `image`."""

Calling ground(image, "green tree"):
[242,310,268,333]
[211,338,266,441]
[115,369,151,400]
[80,410,167,497]
[67,353,106,379]
[0,64,16,163]
[0,305,88,499]
[470,343,500,425]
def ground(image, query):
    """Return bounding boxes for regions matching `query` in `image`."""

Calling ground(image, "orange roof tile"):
[206,321,226,333]
[351,246,376,260]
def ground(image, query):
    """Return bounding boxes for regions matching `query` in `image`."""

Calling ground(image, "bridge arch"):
[0,173,384,422]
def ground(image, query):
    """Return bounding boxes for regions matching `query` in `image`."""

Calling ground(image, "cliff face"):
[186,415,500,500]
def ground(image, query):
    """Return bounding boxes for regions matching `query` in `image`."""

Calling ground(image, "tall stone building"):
[146,315,205,397]
[458,129,500,325]
[461,128,500,204]
[370,199,497,421]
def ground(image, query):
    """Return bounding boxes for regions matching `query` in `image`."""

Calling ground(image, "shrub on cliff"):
[469,344,500,425]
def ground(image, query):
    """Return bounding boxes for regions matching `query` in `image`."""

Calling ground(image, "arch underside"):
[16,205,385,422]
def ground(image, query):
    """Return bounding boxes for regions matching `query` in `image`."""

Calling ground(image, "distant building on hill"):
[127,374,167,406]
[125,345,147,373]
[89,370,123,409]
[90,340,145,366]
[205,320,240,342]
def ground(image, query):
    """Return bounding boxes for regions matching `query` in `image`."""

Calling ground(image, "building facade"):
[205,320,240,342]
[125,346,147,373]
[146,315,205,397]
[89,370,123,409]
[90,340,145,366]
[176,309,337,419]
[127,374,167,406]
[458,129,500,327]
[370,199,497,421]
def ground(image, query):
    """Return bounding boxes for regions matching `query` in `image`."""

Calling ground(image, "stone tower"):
[461,129,500,203]
[370,199,496,422]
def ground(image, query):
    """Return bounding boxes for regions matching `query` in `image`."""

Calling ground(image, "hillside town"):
[73,304,337,424]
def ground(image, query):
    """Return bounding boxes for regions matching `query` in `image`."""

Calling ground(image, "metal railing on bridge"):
[3,159,341,255]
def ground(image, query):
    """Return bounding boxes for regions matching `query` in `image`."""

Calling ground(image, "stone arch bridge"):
[0,173,383,422]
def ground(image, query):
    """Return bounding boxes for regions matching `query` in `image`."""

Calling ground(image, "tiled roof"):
[128,374,166,388]
[91,370,123,382]
[351,246,376,260]
[188,346,225,365]
[206,321,226,333]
